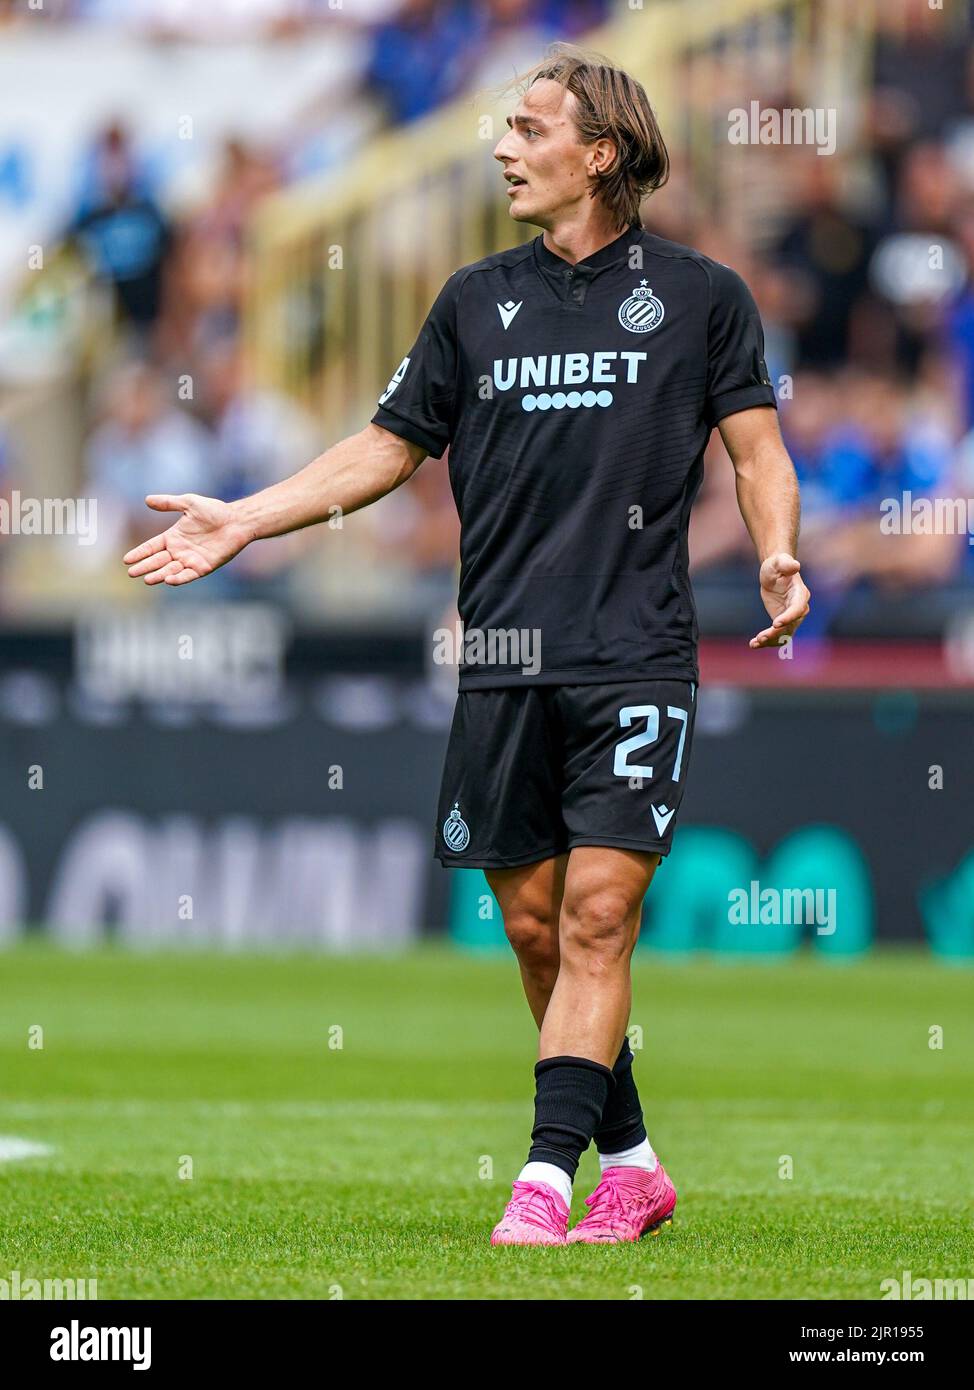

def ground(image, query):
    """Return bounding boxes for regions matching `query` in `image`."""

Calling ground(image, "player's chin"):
[507,196,538,224]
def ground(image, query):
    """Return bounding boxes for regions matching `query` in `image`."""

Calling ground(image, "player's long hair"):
[509,44,670,230]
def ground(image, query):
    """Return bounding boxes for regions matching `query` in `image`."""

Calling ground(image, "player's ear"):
[588,136,618,178]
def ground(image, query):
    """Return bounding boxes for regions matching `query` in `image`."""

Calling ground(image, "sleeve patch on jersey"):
[378,356,410,405]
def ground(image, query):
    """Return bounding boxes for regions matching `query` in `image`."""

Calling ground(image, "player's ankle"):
[516,1161,573,1208]
[598,1137,658,1173]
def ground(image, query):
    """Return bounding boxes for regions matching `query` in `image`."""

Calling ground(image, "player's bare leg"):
[540,846,655,1064]
[486,855,566,1027]
[487,855,574,1244]
[542,847,675,1242]
[489,846,672,1245]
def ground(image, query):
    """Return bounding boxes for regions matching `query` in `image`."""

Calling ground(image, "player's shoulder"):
[422,243,534,329]
[468,240,536,275]
[636,230,753,300]
[440,241,537,296]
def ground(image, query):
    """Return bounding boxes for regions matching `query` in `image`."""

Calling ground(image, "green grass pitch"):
[2,944,972,1300]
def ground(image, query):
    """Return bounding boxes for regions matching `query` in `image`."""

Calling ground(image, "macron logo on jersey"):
[497,300,522,330]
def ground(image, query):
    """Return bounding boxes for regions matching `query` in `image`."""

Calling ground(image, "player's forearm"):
[733,444,801,561]
[231,424,422,543]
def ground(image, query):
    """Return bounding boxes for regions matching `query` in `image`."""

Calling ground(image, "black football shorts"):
[435,680,697,868]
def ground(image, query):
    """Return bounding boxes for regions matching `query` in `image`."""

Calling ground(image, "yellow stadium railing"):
[243,0,913,437]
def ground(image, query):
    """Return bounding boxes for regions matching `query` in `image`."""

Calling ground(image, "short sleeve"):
[705,262,777,427]
[371,274,459,457]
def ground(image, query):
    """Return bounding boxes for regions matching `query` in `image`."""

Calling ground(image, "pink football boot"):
[490,1180,570,1246]
[567,1164,676,1244]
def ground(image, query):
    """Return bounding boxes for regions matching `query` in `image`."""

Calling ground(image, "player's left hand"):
[749,552,810,649]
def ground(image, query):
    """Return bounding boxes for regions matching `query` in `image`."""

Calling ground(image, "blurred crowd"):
[1,0,973,639]
[674,0,974,636]
[0,0,604,610]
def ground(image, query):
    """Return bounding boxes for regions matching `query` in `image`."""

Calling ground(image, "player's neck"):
[539,208,630,267]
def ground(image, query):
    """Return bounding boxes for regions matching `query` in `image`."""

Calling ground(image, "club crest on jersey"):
[618,281,665,334]
[442,802,470,852]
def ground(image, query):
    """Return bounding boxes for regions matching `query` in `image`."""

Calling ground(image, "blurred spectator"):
[534,0,608,35]
[85,360,211,556]
[201,339,318,501]
[770,157,877,368]
[782,370,959,634]
[468,0,556,90]
[67,123,171,334]
[156,140,280,366]
[862,142,966,375]
[945,196,974,430]
[364,0,478,125]
[192,138,281,248]
[870,0,973,164]
[194,339,320,596]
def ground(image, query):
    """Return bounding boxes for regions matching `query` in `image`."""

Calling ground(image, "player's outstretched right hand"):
[123,493,252,586]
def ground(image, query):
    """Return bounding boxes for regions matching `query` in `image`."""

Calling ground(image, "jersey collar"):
[532,224,642,277]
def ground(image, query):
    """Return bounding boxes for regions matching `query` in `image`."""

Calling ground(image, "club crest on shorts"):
[618,281,665,334]
[442,802,470,852]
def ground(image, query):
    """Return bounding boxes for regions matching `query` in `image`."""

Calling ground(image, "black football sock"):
[526,1055,614,1180]
[592,1038,648,1155]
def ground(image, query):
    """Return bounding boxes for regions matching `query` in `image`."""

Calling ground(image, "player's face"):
[494,80,597,228]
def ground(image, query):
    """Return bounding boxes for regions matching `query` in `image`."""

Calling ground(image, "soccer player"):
[124,46,810,1246]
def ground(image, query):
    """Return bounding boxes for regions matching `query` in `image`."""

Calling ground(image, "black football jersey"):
[372,225,776,688]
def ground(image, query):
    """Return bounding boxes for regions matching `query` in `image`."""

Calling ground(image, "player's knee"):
[560,889,635,964]
[503,909,559,973]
